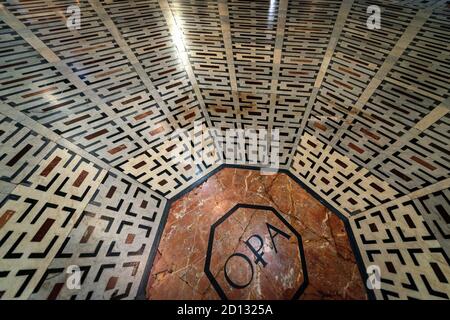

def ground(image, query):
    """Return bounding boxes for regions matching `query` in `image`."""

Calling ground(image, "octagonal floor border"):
[137,164,376,300]
[205,203,309,300]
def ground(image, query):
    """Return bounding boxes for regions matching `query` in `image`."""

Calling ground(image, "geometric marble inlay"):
[1,0,449,301]
[146,168,368,300]
[205,204,307,300]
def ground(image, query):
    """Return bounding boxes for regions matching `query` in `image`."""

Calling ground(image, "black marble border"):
[137,164,376,300]
[204,203,308,300]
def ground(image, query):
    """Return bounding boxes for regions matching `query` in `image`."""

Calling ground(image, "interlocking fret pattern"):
[29,172,166,300]
[290,0,450,300]
[351,189,450,300]
[0,116,106,299]
[1,0,449,300]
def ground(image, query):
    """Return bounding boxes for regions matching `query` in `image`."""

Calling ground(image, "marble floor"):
[147,168,367,300]
[0,0,449,300]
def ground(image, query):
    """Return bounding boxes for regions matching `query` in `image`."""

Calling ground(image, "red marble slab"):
[147,168,367,300]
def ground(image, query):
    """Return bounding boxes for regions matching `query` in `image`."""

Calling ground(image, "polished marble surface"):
[0,0,449,300]
[147,168,367,300]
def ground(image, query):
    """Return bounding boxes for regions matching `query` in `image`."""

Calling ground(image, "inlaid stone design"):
[146,168,368,300]
[205,204,307,300]
[1,0,448,301]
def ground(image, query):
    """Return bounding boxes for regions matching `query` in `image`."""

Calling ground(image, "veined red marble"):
[147,168,367,300]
